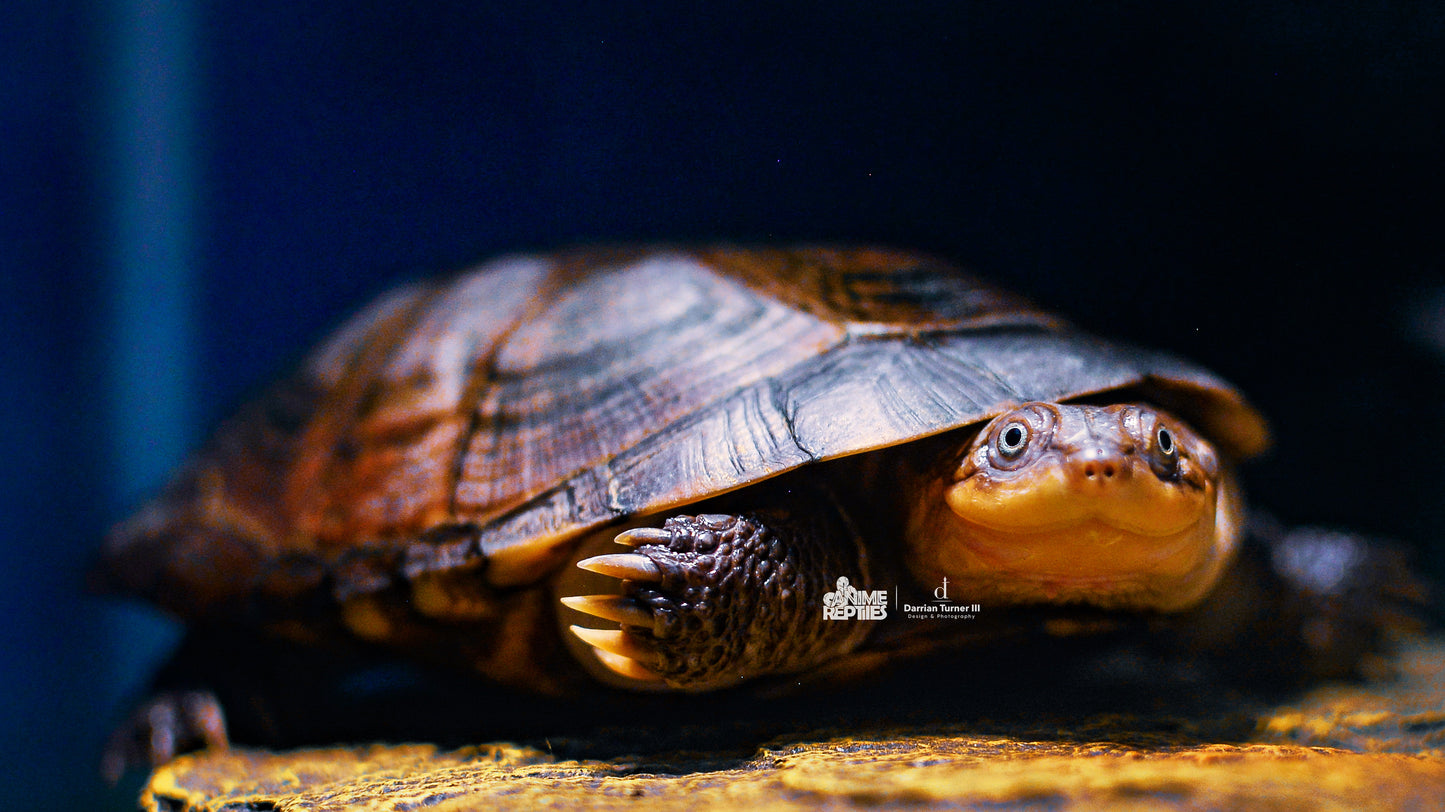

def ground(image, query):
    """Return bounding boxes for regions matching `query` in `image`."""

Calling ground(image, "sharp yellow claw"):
[560,595,654,628]
[569,625,658,664]
[577,553,662,582]
[591,648,666,684]
[614,527,671,547]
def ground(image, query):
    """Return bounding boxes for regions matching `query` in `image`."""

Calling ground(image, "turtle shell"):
[102,246,1268,624]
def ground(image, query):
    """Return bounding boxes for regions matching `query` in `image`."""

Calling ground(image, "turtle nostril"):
[1075,453,1124,483]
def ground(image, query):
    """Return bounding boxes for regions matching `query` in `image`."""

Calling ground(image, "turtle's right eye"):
[996,421,1030,459]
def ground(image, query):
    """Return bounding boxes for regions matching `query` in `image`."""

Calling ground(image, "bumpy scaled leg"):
[563,504,874,691]
[101,690,228,783]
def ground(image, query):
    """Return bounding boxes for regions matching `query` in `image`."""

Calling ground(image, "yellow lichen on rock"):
[1256,638,1445,755]
[143,639,1445,812]
[776,738,1445,810]
[145,737,1445,812]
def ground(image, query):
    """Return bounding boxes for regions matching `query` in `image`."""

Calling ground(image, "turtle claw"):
[577,552,662,582]
[591,648,666,683]
[102,690,229,783]
[566,552,670,686]
[560,594,655,628]
[614,527,671,547]
[569,625,658,662]
[568,624,666,684]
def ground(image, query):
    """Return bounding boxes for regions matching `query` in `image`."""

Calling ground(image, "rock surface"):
[143,638,1445,811]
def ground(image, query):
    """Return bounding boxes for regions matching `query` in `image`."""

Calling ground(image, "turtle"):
[97,245,1420,777]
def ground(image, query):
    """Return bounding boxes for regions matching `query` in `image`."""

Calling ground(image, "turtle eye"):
[1149,424,1181,479]
[1156,427,1175,456]
[996,421,1030,459]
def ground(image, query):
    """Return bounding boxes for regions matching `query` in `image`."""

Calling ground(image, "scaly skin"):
[569,506,873,691]
[638,511,871,689]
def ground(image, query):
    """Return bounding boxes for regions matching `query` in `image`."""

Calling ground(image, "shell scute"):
[454,253,844,525]
[295,257,548,547]
[696,246,1059,333]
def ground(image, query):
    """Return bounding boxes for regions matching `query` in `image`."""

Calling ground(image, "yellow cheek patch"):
[932,460,1226,612]
[945,462,1211,538]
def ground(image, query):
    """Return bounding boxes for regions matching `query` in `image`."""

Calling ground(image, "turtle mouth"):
[940,520,1219,611]
[952,514,1212,575]
[946,463,1211,538]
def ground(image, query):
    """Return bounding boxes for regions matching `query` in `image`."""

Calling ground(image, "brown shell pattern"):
[102,246,1268,618]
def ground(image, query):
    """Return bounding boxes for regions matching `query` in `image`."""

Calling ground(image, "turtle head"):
[911,402,1242,612]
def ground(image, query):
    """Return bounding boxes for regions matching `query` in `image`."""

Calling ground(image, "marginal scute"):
[476,467,622,587]
[329,544,403,604]
[341,595,395,642]
[409,569,499,622]
[1144,368,1272,460]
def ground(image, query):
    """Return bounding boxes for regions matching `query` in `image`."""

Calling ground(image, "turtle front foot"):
[563,508,868,692]
[102,690,229,782]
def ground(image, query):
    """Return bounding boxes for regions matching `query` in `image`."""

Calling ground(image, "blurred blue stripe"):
[102,0,197,724]
[107,0,199,508]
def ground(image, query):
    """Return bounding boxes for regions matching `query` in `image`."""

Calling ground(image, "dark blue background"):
[5,3,1444,808]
